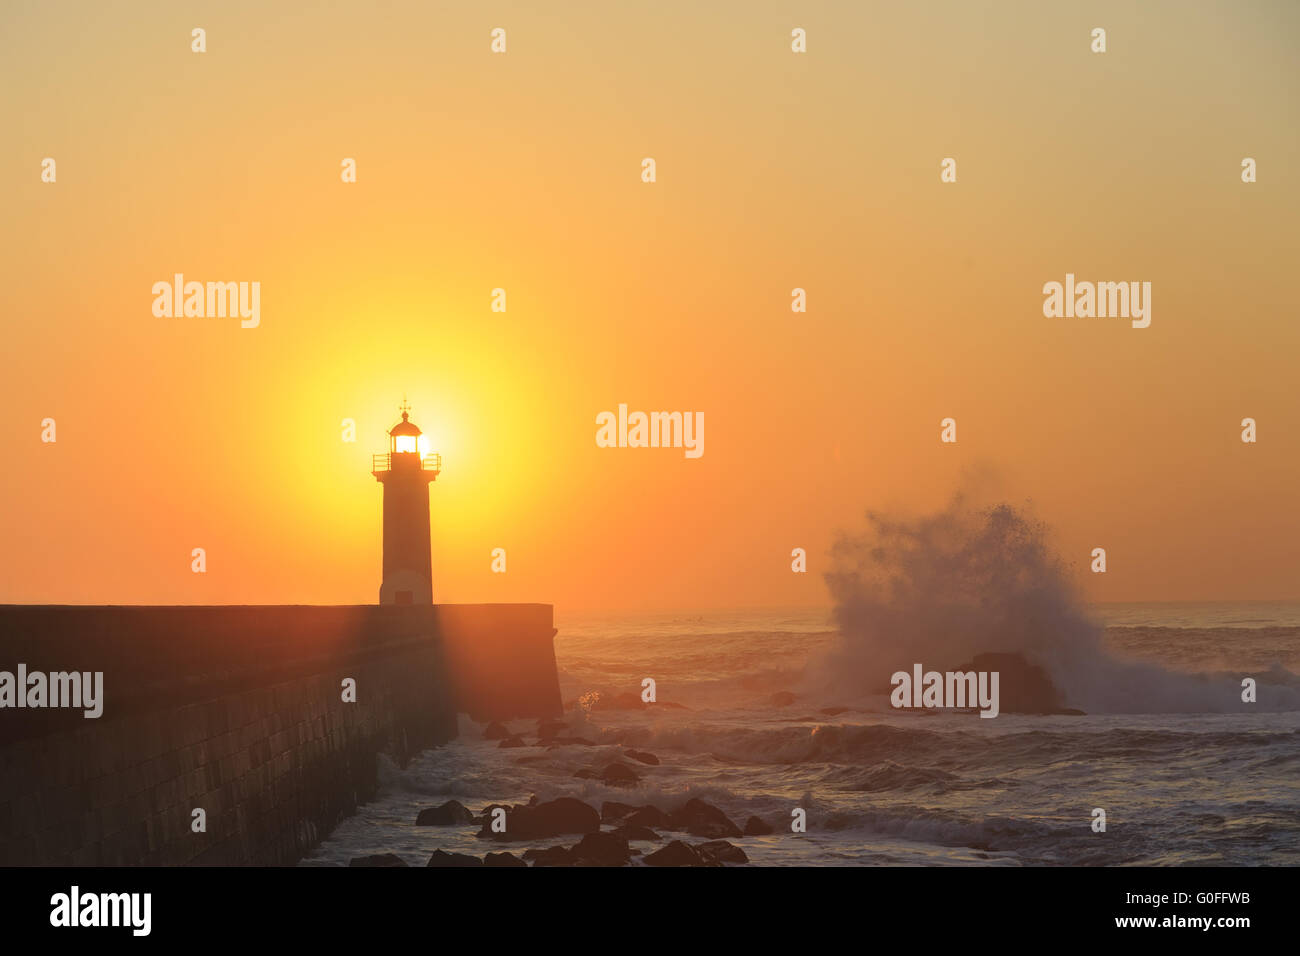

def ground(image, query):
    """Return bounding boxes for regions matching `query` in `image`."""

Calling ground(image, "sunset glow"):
[1,1,1297,614]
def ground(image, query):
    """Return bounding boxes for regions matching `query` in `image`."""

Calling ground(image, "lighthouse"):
[372,403,441,605]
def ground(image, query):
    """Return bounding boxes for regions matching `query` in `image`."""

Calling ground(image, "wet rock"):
[601,801,639,823]
[626,805,674,829]
[349,853,407,867]
[524,845,574,867]
[568,831,631,867]
[696,840,748,864]
[671,798,742,839]
[625,749,660,765]
[527,798,602,837]
[415,799,476,826]
[536,719,569,739]
[951,652,1075,715]
[427,849,482,867]
[742,815,775,836]
[600,763,640,787]
[483,721,510,740]
[612,824,661,842]
[498,735,527,748]
[877,654,1081,715]
[483,852,528,867]
[644,840,709,867]
[574,763,640,787]
[479,797,601,841]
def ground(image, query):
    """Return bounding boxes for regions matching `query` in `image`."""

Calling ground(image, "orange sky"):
[2,1,1297,611]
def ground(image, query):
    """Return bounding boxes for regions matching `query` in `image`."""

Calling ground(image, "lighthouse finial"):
[399,395,411,421]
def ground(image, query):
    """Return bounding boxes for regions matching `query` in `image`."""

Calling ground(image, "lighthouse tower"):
[372,403,441,605]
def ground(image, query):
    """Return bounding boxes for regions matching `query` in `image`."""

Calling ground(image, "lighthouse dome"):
[389,410,421,437]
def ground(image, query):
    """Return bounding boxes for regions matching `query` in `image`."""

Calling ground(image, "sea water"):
[303,602,1300,867]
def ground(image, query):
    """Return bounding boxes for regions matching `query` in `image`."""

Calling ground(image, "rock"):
[479,797,601,841]
[574,763,640,787]
[601,801,639,823]
[499,735,527,748]
[415,799,476,826]
[427,849,482,867]
[544,737,595,748]
[626,805,674,829]
[612,824,661,842]
[600,763,640,787]
[951,652,1073,714]
[483,721,510,740]
[524,845,574,867]
[348,853,407,867]
[879,653,1080,715]
[671,798,742,839]
[696,840,748,864]
[536,719,568,739]
[644,839,709,867]
[483,852,527,867]
[568,831,631,866]
[742,815,775,836]
[625,749,660,766]
[770,691,797,707]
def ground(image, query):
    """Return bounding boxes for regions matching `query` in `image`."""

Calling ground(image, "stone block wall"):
[0,603,559,865]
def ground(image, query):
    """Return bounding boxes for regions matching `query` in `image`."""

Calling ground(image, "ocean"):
[302,602,1300,866]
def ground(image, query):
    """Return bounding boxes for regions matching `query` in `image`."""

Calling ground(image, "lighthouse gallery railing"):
[372,453,442,474]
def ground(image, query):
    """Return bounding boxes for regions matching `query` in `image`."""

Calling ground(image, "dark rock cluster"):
[346,717,775,867]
